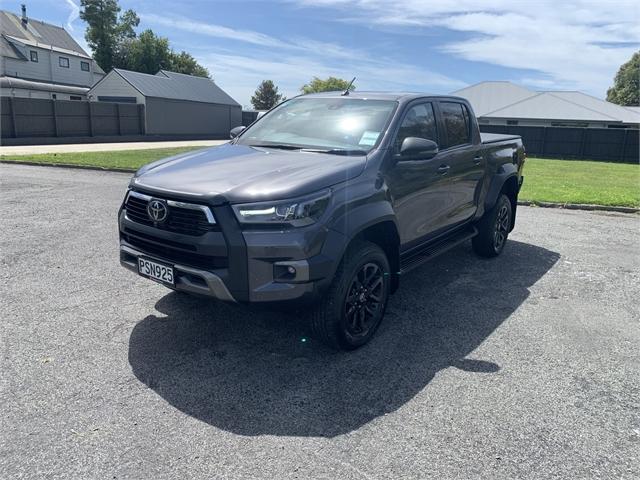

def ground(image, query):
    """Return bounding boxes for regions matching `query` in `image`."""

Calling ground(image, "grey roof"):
[103,69,240,106]
[0,9,105,74]
[0,10,88,56]
[452,81,535,116]
[452,81,640,124]
[484,92,621,122]
[548,91,640,124]
[0,34,25,60]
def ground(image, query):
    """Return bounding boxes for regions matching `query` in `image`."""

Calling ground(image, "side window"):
[440,102,470,148]
[59,57,70,68]
[395,103,437,152]
[81,61,90,72]
[30,50,38,62]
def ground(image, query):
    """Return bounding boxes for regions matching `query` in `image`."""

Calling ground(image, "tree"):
[300,76,355,94]
[251,80,285,110]
[169,51,210,78]
[116,8,139,41]
[81,0,208,77]
[607,51,639,106]
[80,0,139,72]
[114,30,171,74]
[113,31,209,77]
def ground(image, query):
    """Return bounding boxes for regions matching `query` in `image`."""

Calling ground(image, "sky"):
[13,0,640,107]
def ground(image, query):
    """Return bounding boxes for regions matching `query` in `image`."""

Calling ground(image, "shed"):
[88,69,241,137]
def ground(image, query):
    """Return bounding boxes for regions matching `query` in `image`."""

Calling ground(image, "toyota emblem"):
[147,199,168,222]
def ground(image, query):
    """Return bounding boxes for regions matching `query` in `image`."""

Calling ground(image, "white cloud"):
[199,49,465,107]
[141,13,291,49]
[141,13,466,106]
[63,0,79,31]
[290,0,640,96]
[143,13,376,61]
[59,0,92,54]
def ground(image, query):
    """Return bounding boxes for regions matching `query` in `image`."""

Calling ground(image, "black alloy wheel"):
[344,262,385,338]
[311,240,390,350]
[494,202,511,252]
[472,193,513,258]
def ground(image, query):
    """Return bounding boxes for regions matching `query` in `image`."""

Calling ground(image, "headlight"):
[232,190,331,227]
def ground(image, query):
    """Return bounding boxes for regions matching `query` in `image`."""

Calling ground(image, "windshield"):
[237,97,397,153]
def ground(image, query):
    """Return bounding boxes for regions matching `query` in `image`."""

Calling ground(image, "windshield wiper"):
[247,143,367,156]
[301,148,368,156]
[247,143,302,150]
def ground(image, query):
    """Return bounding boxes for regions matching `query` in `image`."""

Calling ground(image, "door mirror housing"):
[230,126,246,139]
[398,137,439,160]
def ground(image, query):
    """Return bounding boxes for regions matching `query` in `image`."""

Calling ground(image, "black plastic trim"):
[212,204,249,301]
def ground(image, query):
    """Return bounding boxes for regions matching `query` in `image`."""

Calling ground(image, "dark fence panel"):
[8,96,57,137]
[0,97,144,140]
[119,103,143,135]
[480,124,639,163]
[90,102,119,136]
[242,110,259,126]
[55,100,91,137]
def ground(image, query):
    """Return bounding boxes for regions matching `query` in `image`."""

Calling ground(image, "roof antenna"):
[341,77,356,96]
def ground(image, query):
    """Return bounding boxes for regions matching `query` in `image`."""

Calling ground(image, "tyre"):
[472,194,512,258]
[311,240,390,350]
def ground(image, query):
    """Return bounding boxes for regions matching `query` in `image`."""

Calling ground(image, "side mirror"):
[230,126,246,139]
[398,137,439,160]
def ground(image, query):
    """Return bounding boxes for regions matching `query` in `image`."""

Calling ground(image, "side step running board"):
[399,226,478,274]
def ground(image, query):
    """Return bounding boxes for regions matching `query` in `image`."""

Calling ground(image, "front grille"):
[124,193,217,236]
[122,231,228,269]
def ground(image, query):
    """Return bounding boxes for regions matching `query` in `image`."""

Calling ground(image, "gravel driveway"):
[1,164,638,479]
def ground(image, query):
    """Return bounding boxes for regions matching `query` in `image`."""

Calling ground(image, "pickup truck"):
[119,92,525,350]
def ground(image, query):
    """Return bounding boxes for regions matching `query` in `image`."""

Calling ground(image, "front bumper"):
[119,202,344,304]
[120,244,237,301]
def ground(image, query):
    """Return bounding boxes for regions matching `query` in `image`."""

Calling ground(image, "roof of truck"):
[300,91,459,102]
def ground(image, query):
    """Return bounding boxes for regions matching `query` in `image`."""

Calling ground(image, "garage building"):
[88,69,241,137]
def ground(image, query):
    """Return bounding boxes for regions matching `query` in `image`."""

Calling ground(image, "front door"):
[384,102,451,248]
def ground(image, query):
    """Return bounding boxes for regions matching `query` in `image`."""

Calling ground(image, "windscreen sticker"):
[359,130,380,146]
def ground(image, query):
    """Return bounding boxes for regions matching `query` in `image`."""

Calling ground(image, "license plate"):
[138,257,174,286]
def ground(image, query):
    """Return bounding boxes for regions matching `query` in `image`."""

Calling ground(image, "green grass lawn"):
[1,149,638,207]
[520,158,639,208]
[0,147,201,170]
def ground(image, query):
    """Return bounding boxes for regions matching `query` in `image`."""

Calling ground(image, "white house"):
[0,6,105,100]
[452,81,640,129]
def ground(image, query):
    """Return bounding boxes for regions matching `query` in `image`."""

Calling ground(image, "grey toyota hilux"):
[119,92,525,350]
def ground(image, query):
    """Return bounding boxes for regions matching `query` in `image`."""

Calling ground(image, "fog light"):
[273,261,309,283]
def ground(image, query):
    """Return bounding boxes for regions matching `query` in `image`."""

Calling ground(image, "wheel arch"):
[484,163,520,233]
[500,175,519,232]
[351,220,401,293]
[329,199,401,292]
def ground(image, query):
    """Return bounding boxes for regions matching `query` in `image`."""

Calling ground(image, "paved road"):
[0,139,227,156]
[1,164,639,480]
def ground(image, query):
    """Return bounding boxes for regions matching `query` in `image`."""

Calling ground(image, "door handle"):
[473,156,483,165]
[437,164,450,175]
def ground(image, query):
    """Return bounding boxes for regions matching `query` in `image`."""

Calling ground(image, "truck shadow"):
[128,240,559,437]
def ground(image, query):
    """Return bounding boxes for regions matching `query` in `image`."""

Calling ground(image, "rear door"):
[384,101,452,247]
[436,101,485,225]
